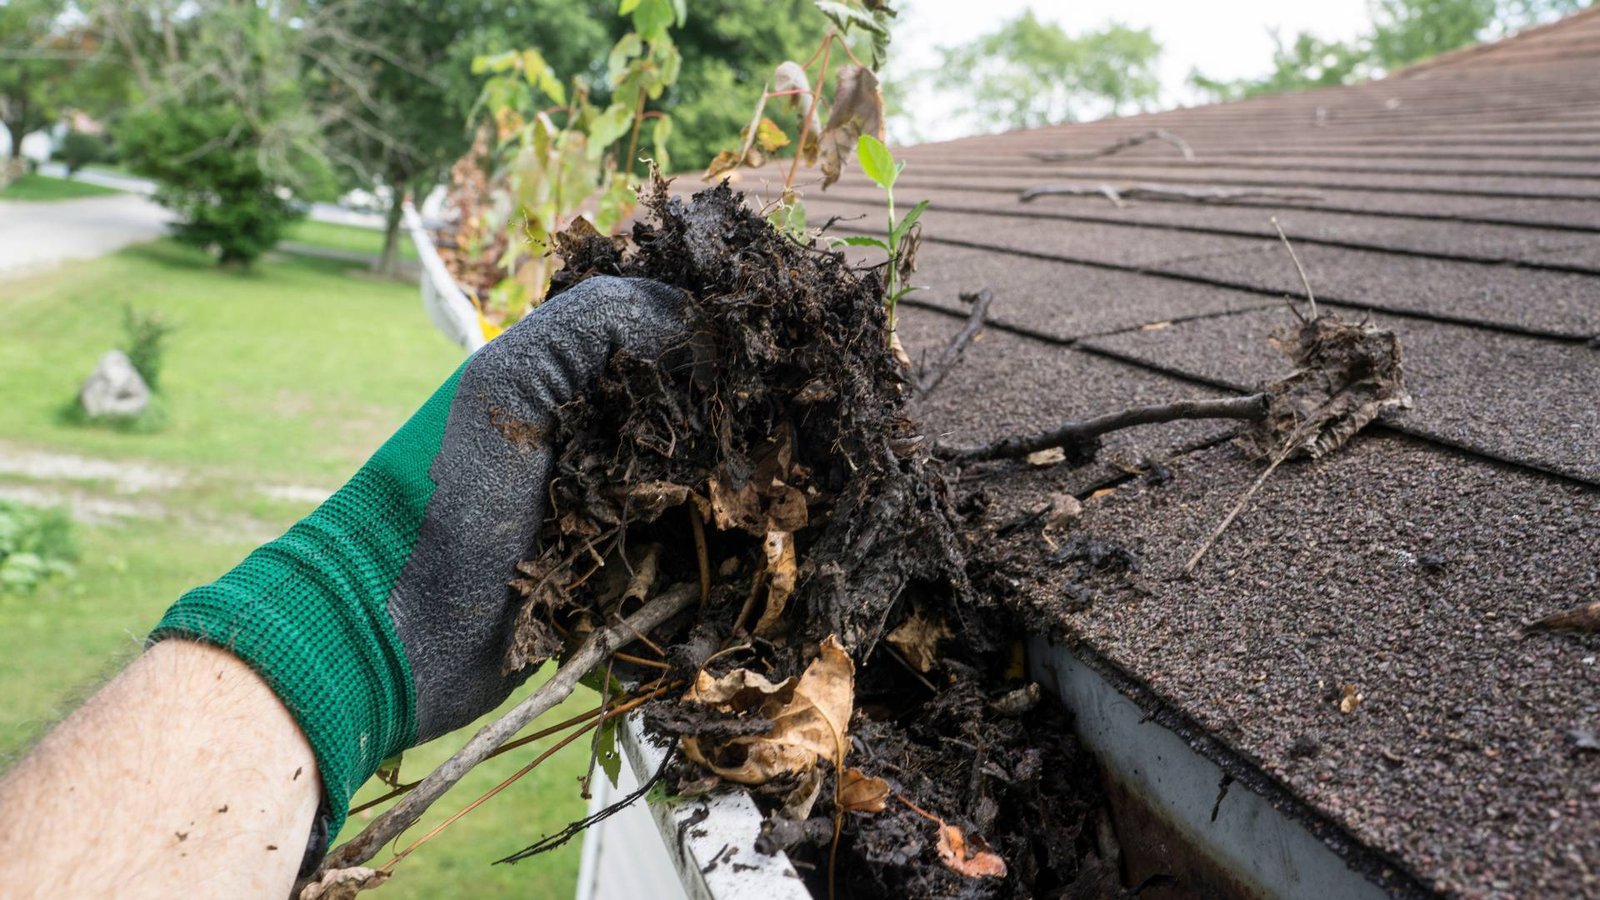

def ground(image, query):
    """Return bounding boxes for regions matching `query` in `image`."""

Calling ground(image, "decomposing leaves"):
[755,530,798,636]
[707,476,766,535]
[1525,601,1600,635]
[680,636,854,785]
[1337,683,1363,714]
[820,65,884,188]
[838,767,890,813]
[886,611,951,673]
[1241,314,1412,460]
[937,821,1009,879]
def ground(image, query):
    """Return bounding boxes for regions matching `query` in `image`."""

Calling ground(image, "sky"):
[883,0,1374,141]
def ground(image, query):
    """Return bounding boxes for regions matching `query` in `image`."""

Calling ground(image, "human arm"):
[0,640,320,898]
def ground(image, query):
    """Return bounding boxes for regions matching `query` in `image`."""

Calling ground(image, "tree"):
[931,12,1162,132]
[1192,0,1594,101]
[108,0,333,266]
[0,0,106,164]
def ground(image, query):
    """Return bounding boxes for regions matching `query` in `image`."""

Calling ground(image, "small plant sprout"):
[839,133,927,336]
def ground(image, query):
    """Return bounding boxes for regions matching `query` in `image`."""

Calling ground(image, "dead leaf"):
[755,531,798,636]
[1026,447,1065,467]
[1088,487,1117,501]
[1338,684,1362,714]
[773,60,813,111]
[298,867,390,900]
[819,65,884,188]
[704,149,741,181]
[681,636,854,785]
[839,768,890,813]
[606,481,691,522]
[623,543,662,603]
[708,476,766,535]
[766,481,809,532]
[937,821,1008,879]
[886,612,951,672]
[1241,315,1411,460]
[1525,601,1600,635]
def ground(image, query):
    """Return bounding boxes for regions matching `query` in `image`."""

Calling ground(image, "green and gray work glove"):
[151,276,686,847]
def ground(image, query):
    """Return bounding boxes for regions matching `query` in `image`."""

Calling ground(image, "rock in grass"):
[79,350,151,419]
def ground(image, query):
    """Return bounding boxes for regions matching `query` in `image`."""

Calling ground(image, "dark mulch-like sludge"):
[497,179,1113,899]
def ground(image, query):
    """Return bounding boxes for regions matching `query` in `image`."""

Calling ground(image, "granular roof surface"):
[780,10,1600,898]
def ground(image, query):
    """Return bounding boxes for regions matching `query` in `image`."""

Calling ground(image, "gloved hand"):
[151,276,687,843]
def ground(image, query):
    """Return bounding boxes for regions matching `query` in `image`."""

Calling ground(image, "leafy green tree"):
[1370,0,1497,68]
[931,12,1162,131]
[1189,31,1370,101]
[111,1,333,266]
[0,0,115,164]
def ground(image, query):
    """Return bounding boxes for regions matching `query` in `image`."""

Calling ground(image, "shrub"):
[0,501,77,595]
[56,131,107,175]
[116,103,313,266]
[122,305,177,392]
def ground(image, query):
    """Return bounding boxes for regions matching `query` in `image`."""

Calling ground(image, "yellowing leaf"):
[681,636,854,785]
[819,65,884,189]
[704,149,741,181]
[756,117,791,153]
[838,768,890,813]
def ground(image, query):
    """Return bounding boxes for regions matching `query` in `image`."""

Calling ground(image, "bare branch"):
[935,393,1269,464]
[914,288,994,400]
[311,583,698,880]
[1027,129,1194,163]
[1020,183,1326,207]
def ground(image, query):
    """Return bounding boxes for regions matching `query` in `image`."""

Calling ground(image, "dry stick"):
[1019,183,1326,207]
[935,394,1269,464]
[314,583,698,877]
[1027,129,1195,163]
[1182,442,1294,577]
[914,288,995,399]
[1271,216,1318,319]
[688,503,711,606]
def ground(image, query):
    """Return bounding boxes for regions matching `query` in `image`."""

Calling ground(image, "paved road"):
[0,193,172,279]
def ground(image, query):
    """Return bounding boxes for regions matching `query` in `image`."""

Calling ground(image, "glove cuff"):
[151,368,463,836]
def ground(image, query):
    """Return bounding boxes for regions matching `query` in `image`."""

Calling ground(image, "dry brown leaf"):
[1044,494,1083,531]
[937,822,1008,879]
[766,482,809,532]
[681,636,854,785]
[755,530,798,636]
[622,543,662,603]
[839,768,890,813]
[773,60,813,111]
[886,611,951,673]
[298,867,390,900]
[707,476,766,535]
[819,65,884,188]
[1526,601,1600,635]
[606,481,692,522]
[1242,315,1411,460]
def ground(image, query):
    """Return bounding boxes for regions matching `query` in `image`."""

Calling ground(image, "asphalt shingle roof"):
[800,10,1600,897]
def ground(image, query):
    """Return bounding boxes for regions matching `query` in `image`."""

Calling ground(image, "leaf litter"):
[474,178,1406,897]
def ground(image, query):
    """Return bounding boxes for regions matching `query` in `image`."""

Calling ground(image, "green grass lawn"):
[0,173,124,201]
[285,218,419,261]
[0,241,591,898]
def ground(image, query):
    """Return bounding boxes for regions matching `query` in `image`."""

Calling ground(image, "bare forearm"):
[0,640,320,899]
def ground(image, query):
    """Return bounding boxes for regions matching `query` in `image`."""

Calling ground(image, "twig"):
[1019,183,1325,207]
[935,394,1269,464]
[496,746,678,864]
[1027,130,1195,163]
[914,289,995,400]
[689,504,711,607]
[312,583,698,879]
[1271,217,1318,319]
[1182,443,1293,576]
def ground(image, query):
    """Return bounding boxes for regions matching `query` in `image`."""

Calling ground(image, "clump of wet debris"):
[496,179,1112,898]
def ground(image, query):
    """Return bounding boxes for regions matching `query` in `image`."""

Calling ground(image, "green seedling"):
[837,133,927,336]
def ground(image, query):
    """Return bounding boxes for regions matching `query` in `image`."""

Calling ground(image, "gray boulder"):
[79,350,150,418]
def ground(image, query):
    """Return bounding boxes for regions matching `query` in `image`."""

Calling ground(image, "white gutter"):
[403,200,487,354]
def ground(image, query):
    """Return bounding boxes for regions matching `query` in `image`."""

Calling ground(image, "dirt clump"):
[500,179,1110,898]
